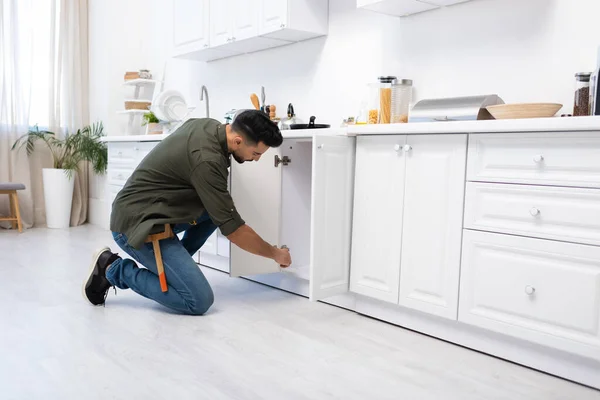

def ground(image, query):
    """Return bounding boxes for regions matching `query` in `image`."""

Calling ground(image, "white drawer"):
[465,182,600,246]
[108,142,137,165]
[107,167,134,187]
[459,230,600,360]
[467,132,600,188]
[132,141,159,163]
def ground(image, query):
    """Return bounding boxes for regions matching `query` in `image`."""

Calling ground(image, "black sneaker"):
[83,247,121,306]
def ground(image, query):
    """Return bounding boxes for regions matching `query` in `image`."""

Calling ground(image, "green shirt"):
[110,118,245,249]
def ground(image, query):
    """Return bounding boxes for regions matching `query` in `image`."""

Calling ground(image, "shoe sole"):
[82,246,111,306]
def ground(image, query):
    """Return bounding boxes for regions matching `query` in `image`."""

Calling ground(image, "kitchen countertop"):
[346,116,600,135]
[100,128,347,142]
[100,117,600,142]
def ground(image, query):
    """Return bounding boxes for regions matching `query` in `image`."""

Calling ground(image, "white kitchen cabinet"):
[230,135,355,301]
[467,132,600,189]
[350,135,407,303]
[209,0,233,47]
[459,230,600,361]
[357,0,471,17]
[173,0,209,50]
[173,0,328,62]
[398,134,466,319]
[350,134,467,319]
[259,0,329,42]
[465,182,600,247]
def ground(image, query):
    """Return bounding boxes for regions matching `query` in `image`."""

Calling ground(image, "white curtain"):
[0,0,89,229]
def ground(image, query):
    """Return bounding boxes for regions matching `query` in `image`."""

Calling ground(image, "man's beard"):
[232,151,246,164]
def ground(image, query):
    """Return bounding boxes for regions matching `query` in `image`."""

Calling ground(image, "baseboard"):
[88,197,108,229]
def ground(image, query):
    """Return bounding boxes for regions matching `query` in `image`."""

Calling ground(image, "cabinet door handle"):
[280,23,286,28]
[134,147,139,151]
[529,207,540,216]
[403,144,412,152]
[117,151,123,156]
[533,154,544,163]
[231,37,236,41]
[394,144,401,152]
[203,44,209,48]
[317,144,325,150]
[524,285,536,296]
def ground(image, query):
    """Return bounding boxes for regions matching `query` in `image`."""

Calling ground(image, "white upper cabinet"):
[174,0,328,61]
[357,0,472,17]
[209,0,233,47]
[233,0,260,41]
[309,136,356,301]
[173,0,209,49]
[260,0,328,42]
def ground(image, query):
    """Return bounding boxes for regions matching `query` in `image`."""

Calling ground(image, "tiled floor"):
[1,224,598,399]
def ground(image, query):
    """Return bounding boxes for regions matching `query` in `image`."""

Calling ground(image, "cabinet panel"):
[259,0,288,35]
[399,134,467,319]
[173,0,209,48]
[350,135,407,303]
[465,182,600,246]
[234,0,260,41]
[230,147,283,277]
[210,0,232,47]
[467,132,600,189]
[200,232,218,256]
[310,136,356,301]
[459,230,600,360]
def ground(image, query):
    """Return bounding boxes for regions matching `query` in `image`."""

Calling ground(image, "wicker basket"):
[124,101,151,110]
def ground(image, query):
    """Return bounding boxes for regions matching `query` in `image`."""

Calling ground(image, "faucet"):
[200,85,209,118]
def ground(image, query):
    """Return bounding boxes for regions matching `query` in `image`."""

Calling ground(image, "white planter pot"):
[42,168,75,229]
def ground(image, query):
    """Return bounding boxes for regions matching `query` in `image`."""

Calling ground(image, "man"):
[82,110,292,315]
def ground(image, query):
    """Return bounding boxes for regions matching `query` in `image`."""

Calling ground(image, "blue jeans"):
[106,213,218,315]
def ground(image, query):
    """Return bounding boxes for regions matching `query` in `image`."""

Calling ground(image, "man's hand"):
[227,224,292,267]
[274,246,291,268]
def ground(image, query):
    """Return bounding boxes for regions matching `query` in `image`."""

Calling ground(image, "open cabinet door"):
[230,147,283,277]
[309,135,356,301]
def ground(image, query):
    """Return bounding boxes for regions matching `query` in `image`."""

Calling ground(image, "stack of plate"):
[152,90,190,122]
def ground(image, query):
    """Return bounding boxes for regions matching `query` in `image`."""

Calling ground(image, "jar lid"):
[575,72,592,81]
[395,79,413,86]
[378,76,397,83]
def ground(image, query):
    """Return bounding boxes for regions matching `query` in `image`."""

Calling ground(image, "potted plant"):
[142,111,162,135]
[12,122,107,229]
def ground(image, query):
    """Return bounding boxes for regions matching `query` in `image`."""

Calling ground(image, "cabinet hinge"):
[274,155,291,167]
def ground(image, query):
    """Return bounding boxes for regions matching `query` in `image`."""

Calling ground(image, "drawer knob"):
[533,155,544,163]
[529,207,540,216]
[403,144,412,153]
[134,147,139,151]
[394,144,401,152]
[525,285,536,296]
[317,144,325,150]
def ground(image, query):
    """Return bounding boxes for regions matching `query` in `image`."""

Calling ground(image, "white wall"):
[89,0,600,227]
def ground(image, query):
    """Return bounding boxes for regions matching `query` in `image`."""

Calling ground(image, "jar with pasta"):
[377,76,396,124]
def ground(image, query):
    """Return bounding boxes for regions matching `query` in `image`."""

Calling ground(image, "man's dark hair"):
[231,110,283,148]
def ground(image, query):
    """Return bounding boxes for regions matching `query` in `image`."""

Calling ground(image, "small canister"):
[391,79,413,123]
[574,72,592,116]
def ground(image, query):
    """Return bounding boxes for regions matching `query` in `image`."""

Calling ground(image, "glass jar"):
[391,79,413,123]
[377,76,396,124]
[574,72,591,116]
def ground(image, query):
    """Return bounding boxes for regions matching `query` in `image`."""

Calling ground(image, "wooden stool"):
[144,224,175,292]
[0,183,25,233]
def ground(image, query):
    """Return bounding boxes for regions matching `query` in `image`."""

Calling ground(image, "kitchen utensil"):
[250,93,260,110]
[486,103,563,120]
[279,103,303,129]
[290,116,331,129]
[270,104,276,120]
[261,86,266,113]
[151,89,189,122]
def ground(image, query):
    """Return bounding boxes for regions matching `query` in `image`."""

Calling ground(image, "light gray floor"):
[1,224,599,400]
